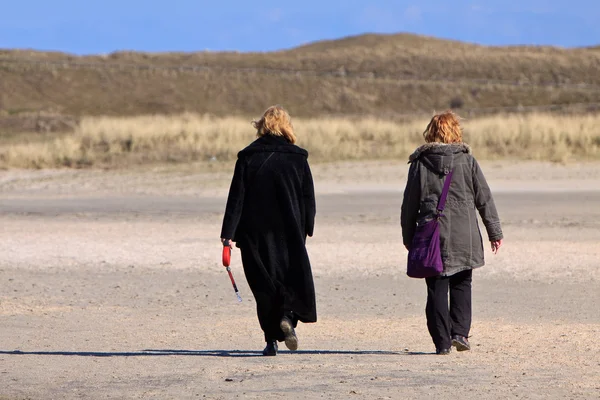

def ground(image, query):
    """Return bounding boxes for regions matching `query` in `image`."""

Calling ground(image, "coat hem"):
[441,262,484,277]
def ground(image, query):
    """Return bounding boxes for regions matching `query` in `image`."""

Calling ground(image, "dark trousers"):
[240,248,298,342]
[425,269,472,350]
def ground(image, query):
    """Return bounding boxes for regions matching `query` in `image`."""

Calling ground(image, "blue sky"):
[1,1,599,54]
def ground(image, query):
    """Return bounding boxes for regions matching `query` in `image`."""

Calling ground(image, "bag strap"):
[437,169,454,213]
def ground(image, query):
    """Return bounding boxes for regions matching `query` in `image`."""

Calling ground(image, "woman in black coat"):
[221,105,317,356]
[401,111,503,355]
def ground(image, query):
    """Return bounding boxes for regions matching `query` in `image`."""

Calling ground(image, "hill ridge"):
[1,33,600,119]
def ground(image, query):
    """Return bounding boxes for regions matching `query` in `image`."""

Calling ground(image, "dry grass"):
[1,113,599,169]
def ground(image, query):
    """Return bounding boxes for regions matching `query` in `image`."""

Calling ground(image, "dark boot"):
[452,335,471,352]
[280,316,298,351]
[262,340,278,356]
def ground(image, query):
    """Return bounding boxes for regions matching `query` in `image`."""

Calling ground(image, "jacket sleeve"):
[472,158,504,241]
[220,159,245,240]
[401,161,421,248]
[303,160,316,237]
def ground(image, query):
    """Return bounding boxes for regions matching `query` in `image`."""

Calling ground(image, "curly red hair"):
[423,111,463,144]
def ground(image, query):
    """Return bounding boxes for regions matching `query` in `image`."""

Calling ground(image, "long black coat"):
[221,135,317,334]
[401,143,503,276]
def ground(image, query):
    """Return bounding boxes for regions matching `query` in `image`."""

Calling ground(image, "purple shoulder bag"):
[406,169,454,278]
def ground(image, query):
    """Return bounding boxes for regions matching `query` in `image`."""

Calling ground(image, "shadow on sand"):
[0,349,432,358]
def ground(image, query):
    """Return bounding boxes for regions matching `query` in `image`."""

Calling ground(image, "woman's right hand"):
[491,239,503,254]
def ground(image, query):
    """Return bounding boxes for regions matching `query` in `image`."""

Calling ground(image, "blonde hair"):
[423,111,463,144]
[252,105,297,144]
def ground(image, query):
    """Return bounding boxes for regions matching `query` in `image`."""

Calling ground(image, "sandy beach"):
[1,160,599,399]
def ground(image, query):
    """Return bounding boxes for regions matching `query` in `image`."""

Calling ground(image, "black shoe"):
[262,341,278,356]
[280,317,298,351]
[452,335,471,352]
[435,347,451,355]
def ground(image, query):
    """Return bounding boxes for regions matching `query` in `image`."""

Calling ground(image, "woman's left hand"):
[491,239,503,254]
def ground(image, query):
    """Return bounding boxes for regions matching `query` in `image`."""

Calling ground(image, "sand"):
[1,160,599,399]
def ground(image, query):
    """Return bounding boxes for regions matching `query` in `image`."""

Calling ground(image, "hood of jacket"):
[238,135,308,158]
[408,142,471,175]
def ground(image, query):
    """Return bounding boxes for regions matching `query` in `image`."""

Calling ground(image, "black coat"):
[221,135,317,333]
[401,143,503,276]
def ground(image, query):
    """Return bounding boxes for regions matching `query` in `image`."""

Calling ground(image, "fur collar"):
[238,135,308,158]
[408,142,471,163]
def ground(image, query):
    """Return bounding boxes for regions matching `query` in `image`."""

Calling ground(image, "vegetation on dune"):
[2,33,600,168]
[1,33,600,118]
